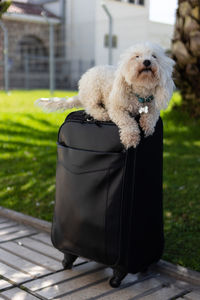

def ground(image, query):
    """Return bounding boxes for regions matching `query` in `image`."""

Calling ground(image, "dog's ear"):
[109,69,128,107]
[155,55,175,110]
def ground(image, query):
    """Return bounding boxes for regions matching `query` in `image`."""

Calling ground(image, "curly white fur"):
[36,42,175,149]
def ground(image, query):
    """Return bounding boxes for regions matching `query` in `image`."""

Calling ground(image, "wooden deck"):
[0,215,199,300]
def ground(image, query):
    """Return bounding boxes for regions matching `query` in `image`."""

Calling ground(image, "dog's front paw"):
[143,126,155,137]
[100,112,111,121]
[120,129,140,149]
[139,117,155,137]
[88,109,110,122]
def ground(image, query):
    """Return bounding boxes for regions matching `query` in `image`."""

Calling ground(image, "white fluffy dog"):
[36,42,175,149]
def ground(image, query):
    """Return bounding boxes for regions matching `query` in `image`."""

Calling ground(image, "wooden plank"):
[1,287,39,300]
[15,237,64,261]
[23,261,101,292]
[155,260,200,287]
[74,276,164,300]
[184,291,200,300]
[86,272,186,300]
[36,267,112,299]
[31,232,52,246]
[0,241,61,271]
[0,278,12,290]
[0,262,31,284]
[0,248,50,278]
[0,225,32,237]
[60,272,138,300]
[15,237,86,266]
[19,235,86,263]
[0,222,17,230]
[129,284,182,300]
[0,228,37,243]
[0,206,51,233]
[0,217,9,224]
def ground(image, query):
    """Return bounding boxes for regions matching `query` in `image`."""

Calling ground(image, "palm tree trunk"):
[172,0,200,118]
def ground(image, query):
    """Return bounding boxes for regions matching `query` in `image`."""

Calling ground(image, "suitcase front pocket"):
[52,144,126,265]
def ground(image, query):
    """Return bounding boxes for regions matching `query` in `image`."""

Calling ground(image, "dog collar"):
[135,94,154,103]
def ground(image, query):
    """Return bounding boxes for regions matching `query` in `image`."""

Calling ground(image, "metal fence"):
[2,55,94,90]
[0,20,94,91]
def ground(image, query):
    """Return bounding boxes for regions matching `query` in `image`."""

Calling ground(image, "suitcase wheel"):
[62,253,78,269]
[109,269,128,288]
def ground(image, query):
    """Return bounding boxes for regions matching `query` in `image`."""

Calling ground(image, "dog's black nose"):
[143,60,151,67]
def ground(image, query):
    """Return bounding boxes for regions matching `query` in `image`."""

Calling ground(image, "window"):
[138,0,144,4]
[115,0,145,5]
[129,0,145,4]
[18,35,48,72]
[104,35,118,48]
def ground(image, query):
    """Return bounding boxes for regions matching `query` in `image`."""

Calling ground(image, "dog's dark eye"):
[136,55,140,58]
[152,54,157,59]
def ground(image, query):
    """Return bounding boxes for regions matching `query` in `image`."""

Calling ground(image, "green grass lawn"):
[0,90,77,221]
[0,90,200,272]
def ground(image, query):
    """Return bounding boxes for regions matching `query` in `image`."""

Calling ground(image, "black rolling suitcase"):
[51,110,164,287]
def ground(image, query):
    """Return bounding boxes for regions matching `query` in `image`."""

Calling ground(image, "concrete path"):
[0,211,199,299]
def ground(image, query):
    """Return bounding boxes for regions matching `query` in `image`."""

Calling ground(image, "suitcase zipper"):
[65,111,115,126]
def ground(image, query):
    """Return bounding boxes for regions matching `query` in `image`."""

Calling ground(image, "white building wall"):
[147,21,174,49]
[95,0,149,65]
[44,0,61,17]
[95,0,175,66]
[43,0,176,85]
[45,0,96,85]
[44,0,96,62]
[66,0,96,62]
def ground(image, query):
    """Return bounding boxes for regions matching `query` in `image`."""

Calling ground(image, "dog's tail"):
[35,95,81,112]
